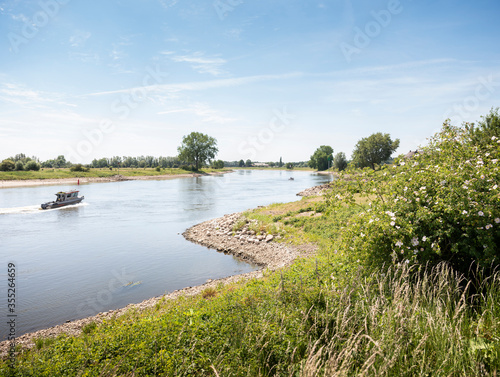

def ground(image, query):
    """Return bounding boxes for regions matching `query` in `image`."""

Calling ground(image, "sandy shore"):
[0,172,229,189]
[0,210,316,357]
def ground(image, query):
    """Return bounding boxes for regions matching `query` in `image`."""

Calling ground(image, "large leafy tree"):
[352,133,400,170]
[177,132,218,171]
[309,145,333,171]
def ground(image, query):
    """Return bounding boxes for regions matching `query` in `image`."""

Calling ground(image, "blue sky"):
[1,0,499,164]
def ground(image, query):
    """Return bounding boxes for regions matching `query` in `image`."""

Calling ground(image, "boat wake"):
[0,202,89,215]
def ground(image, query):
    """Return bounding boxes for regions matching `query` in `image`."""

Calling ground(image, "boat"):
[289,177,294,181]
[41,190,84,209]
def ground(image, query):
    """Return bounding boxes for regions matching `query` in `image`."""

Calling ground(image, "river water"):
[0,170,332,338]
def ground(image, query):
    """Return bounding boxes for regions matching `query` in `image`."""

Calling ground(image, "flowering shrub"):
[327,119,500,274]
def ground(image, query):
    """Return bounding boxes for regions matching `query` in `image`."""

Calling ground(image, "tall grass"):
[300,263,500,376]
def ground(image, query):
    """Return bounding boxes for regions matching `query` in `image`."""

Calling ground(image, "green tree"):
[55,155,68,168]
[211,160,224,169]
[352,133,400,170]
[15,161,24,171]
[333,152,348,171]
[279,157,283,167]
[309,145,334,171]
[286,162,294,169]
[25,160,41,171]
[238,159,245,167]
[178,132,218,171]
[0,159,15,171]
[245,159,252,167]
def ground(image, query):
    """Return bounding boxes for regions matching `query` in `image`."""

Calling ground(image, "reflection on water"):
[0,170,332,338]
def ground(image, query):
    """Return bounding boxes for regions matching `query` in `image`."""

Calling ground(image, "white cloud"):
[158,103,238,124]
[87,72,303,97]
[159,0,178,9]
[69,31,91,47]
[10,13,29,23]
[171,52,227,76]
[69,52,100,64]
[0,82,75,109]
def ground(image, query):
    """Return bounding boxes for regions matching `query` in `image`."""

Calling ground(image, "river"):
[0,170,332,338]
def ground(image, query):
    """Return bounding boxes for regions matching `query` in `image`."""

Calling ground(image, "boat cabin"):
[56,191,80,202]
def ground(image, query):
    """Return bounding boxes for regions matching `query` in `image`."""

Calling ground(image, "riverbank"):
[0,207,317,357]
[0,171,230,188]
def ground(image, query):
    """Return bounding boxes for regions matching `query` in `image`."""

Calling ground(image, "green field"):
[0,168,231,181]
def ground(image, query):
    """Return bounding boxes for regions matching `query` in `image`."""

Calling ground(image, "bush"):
[15,161,24,171]
[211,160,224,169]
[327,119,500,274]
[70,164,89,172]
[179,164,195,171]
[24,160,41,171]
[0,159,15,171]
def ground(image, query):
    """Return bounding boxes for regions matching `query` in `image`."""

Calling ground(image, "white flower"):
[420,186,426,191]
[495,218,500,224]
[422,236,427,242]
[390,221,396,226]
[462,210,468,215]
[492,136,498,140]
[478,211,484,216]
[411,237,419,246]
[486,224,492,230]
[395,240,403,247]
[386,211,395,217]
[493,185,498,190]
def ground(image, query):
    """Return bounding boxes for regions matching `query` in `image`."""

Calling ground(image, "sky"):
[0,0,499,164]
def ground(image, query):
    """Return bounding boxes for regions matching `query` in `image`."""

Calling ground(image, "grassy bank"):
[0,168,231,181]
[2,194,499,376]
[2,120,499,375]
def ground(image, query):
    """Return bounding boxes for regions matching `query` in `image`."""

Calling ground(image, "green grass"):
[0,168,232,181]
[2,196,499,376]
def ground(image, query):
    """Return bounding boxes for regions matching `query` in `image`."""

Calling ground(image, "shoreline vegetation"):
[0,168,233,188]
[0,201,318,358]
[0,167,334,189]
[2,114,499,375]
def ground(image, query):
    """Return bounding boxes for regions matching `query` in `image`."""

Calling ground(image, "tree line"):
[309,132,400,171]
[1,130,399,173]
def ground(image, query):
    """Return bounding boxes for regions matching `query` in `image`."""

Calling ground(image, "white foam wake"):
[0,202,88,215]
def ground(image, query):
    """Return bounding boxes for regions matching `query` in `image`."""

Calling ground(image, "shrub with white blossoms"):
[327,116,500,274]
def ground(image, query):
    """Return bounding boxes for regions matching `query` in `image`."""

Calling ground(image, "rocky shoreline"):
[296,182,332,196]
[0,209,317,357]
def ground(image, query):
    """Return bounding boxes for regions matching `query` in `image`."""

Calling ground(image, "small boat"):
[289,177,294,181]
[41,190,84,210]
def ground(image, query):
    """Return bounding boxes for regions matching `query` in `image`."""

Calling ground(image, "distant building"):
[253,162,269,167]
[404,150,421,159]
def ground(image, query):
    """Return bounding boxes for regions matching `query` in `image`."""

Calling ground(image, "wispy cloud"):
[159,0,178,9]
[0,82,76,109]
[69,52,100,64]
[170,51,227,76]
[87,72,303,97]
[158,103,238,123]
[69,30,91,47]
